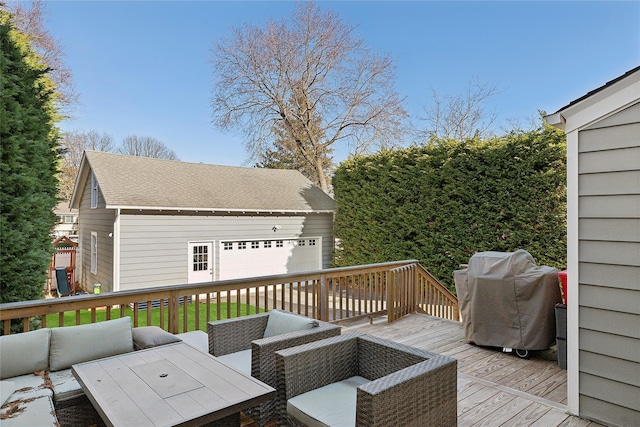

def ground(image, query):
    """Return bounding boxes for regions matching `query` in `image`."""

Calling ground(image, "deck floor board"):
[338,313,600,427]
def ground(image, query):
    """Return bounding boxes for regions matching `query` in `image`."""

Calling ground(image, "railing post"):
[168,290,179,334]
[319,274,327,322]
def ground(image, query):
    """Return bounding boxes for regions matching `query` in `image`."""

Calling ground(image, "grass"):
[44,302,262,333]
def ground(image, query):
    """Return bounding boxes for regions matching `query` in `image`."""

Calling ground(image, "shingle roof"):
[81,151,335,212]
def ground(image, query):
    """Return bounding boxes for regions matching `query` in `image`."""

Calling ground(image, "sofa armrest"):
[207,312,269,356]
[252,321,341,387]
[356,355,457,427]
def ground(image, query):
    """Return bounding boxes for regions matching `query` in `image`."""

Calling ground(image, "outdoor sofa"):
[207,310,342,427]
[0,317,206,426]
[275,332,458,427]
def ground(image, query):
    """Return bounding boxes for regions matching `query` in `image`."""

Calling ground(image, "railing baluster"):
[0,261,458,335]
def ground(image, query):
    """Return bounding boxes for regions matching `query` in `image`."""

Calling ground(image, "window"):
[223,242,233,251]
[192,245,209,271]
[298,239,306,246]
[276,240,283,248]
[309,239,316,246]
[251,241,259,249]
[238,242,247,250]
[90,232,98,274]
[91,172,98,208]
[264,240,272,248]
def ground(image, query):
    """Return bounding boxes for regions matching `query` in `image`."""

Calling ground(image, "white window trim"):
[90,232,98,274]
[91,172,98,209]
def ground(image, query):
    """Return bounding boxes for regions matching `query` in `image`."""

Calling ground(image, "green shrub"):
[333,125,566,292]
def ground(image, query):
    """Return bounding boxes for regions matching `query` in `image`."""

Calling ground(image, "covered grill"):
[453,250,561,355]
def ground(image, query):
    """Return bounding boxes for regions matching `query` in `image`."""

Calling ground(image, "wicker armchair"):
[207,311,342,426]
[275,332,458,427]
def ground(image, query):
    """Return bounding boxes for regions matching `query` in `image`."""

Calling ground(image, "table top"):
[72,342,275,427]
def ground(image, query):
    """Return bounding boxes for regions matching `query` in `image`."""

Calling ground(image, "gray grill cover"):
[453,250,561,350]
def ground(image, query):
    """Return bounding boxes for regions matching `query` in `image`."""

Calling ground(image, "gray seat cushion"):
[176,330,208,353]
[0,328,50,379]
[1,380,16,406]
[2,373,51,401]
[216,349,252,376]
[287,376,369,427]
[47,369,84,403]
[0,394,57,426]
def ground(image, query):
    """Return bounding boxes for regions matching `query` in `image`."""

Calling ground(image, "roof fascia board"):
[554,71,640,133]
[69,151,91,209]
[109,205,334,214]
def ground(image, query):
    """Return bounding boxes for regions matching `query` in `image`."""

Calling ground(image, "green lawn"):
[44,302,261,333]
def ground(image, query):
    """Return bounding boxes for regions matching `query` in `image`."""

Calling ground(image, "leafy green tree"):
[0,11,60,308]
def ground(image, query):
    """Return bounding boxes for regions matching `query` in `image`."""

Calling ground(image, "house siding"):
[117,212,333,290]
[76,176,115,292]
[577,102,640,426]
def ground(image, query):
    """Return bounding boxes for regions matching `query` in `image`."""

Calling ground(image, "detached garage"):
[70,151,335,292]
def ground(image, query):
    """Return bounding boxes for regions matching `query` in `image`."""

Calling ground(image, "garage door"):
[218,237,321,280]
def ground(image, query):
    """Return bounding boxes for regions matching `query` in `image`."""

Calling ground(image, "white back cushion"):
[49,317,133,371]
[0,328,50,379]
[263,310,317,338]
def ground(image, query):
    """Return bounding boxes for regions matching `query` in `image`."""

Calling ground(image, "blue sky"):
[44,1,640,166]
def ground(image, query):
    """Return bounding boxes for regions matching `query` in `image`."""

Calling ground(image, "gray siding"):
[577,102,640,426]
[117,212,333,290]
[77,177,115,292]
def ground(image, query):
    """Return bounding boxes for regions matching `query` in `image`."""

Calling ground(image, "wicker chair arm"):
[207,312,269,356]
[251,322,341,386]
[356,357,457,427]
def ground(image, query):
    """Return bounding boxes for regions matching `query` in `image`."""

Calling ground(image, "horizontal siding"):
[77,179,115,291]
[579,240,640,266]
[580,372,640,411]
[580,351,640,388]
[580,284,640,314]
[579,218,640,242]
[580,329,639,363]
[118,213,333,290]
[579,146,640,174]
[579,195,640,218]
[578,170,640,196]
[579,121,640,152]
[579,306,640,338]
[579,395,640,427]
[579,263,640,290]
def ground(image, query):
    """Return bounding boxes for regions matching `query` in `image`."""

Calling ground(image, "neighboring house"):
[53,202,79,239]
[545,66,639,427]
[69,151,335,293]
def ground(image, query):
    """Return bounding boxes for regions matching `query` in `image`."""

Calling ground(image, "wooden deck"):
[338,313,606,427]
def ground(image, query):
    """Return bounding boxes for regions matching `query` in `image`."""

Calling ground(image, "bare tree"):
[4,0,78,112]
[420,78,499,141]
[117,135,178,160]
[57,130,115,200]
[211,1,407,192]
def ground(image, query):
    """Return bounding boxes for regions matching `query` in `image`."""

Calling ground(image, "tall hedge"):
[0,15,60,306]
[333,125,566,291]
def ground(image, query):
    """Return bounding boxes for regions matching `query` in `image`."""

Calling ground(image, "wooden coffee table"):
[72,342,275,426]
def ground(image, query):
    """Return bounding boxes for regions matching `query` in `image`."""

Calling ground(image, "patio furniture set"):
[0,310,457,427]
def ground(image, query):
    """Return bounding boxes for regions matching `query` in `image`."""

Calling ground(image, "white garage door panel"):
[219,238,320,281]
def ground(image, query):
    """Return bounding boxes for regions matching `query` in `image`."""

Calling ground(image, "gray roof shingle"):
[83,151,334,212]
